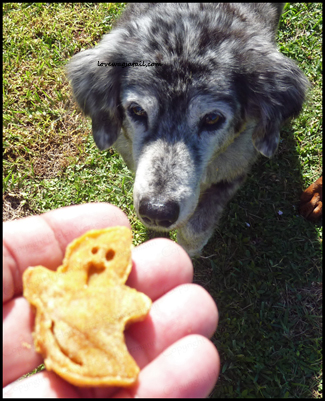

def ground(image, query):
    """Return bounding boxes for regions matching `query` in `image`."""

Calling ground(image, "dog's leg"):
[177,175,246,256]
[299,176,323,221]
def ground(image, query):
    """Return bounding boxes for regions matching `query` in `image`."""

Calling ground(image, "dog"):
[300,176,323,222]
[68,3,309,256]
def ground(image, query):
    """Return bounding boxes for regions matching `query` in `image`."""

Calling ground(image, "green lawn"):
[3,3,322,398]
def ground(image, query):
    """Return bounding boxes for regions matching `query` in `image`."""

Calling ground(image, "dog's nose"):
[139,198,180,228]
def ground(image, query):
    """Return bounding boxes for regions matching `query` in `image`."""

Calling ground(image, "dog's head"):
[67,4,309,231]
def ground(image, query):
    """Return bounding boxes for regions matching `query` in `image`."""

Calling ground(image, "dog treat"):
[23,226,152,387]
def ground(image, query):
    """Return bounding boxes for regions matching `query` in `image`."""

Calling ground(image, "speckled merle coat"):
[68,3,308,256]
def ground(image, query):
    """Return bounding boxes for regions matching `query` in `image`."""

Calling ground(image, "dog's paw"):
[299,176,322,222]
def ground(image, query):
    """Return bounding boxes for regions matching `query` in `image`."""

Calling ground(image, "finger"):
[116,335,220,398]
[3,203,130,302]
[90,283,218,398]
[3,370,79,398]
[125,283,218,368]
[3,297,43,387]
[128,237,193,300]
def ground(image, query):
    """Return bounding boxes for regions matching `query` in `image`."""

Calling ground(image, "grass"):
[3,2,322,398]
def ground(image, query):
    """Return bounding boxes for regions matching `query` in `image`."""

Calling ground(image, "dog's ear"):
[67,30,127,150]
[238,51,309,158]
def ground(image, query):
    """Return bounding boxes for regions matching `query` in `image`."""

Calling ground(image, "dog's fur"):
[68,3,309,255]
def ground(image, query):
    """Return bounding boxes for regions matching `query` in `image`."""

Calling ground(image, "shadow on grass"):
[193,125,322,398]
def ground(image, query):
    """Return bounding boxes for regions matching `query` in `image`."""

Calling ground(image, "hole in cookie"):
[91,247,99,254]
[87,262,105,285]
[105,249,115,261]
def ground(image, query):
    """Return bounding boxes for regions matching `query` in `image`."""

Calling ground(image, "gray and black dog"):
[68,3,308,256]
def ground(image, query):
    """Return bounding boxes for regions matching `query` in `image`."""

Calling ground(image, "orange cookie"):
[23,226,151,387]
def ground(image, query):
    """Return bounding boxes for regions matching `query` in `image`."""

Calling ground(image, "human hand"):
[3,203,219,397]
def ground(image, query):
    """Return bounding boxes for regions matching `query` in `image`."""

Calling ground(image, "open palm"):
[3,203,219,397]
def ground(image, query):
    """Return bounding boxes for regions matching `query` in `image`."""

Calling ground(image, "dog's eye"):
[201,112,225,132]
[130,105,147,117]
[205,112,221,125]
[128,104,147,126]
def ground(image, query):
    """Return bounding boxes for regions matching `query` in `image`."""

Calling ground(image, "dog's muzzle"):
[139,197,180,229]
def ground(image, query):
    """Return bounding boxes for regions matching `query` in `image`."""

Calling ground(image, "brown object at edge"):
[299,176,323,222]
[23,226,152,387]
